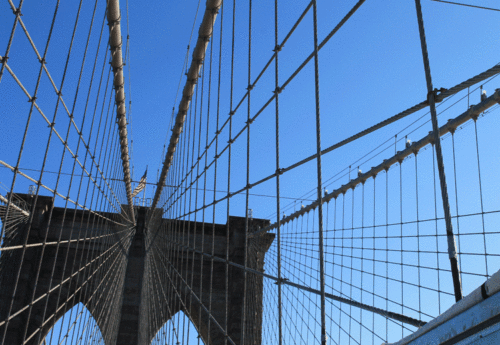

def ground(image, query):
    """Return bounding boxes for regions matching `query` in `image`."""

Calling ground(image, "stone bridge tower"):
[0,194,274,345]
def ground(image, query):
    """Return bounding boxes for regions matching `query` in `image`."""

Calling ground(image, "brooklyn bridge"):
[1,0,500,344]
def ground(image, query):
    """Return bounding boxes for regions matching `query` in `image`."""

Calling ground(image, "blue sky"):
[2,0,500,344]
[2,0,500,218]
[125,0,500,222]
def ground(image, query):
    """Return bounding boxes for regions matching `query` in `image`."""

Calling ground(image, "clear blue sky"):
[1,0,500,344]
[2,0,499,217]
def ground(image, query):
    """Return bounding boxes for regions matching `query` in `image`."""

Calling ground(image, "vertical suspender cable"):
[241,0,252,342]
[414,0,462,301]
[311,1,327,343]
[208,1,223,341]
[226,1,237,342]
[274,0,283,343]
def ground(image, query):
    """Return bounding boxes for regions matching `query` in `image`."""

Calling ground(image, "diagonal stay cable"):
[0,194,29,217]
[0,160,126,226]
[162,235,426,328]
[267,69,500,220]
[156,1,314,211]
[431,0,500,12]
[170,63,500,220]
[161,2,500,222]
[0,230,133,328]
[0,59,128,221]
[0,229,130,252]
[0,0,24,83]
[251,89,500,236]
[3,1,130,218]
[23,235,131,344]
[276,63,500,180]
[159,0,396,216]
[151,240,238,345]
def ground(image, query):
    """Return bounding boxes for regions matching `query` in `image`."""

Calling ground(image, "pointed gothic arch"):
[151,310,202,345]
[42,302,104,345]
